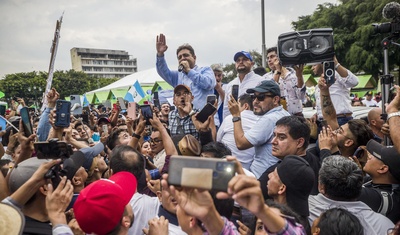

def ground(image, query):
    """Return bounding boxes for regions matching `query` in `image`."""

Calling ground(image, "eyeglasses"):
[149,138,162,144]
[250,93,275,101]
[333,126,352,139]
[175,91,190,97]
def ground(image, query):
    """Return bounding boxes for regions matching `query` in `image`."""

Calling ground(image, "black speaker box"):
[277,28,335,65]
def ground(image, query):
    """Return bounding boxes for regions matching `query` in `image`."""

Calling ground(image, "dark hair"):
[276,116,310,150]
[347,119,374,148]
[266,47,277,54]
[319,155,363,200]
[107,129,127,150]
[201,142,232,158]
[239,93,254,111]
[317,208,364,235]
[176,43,195,57]
[253,67,267,76]
[110,145,145,180]
[0,159,11,177]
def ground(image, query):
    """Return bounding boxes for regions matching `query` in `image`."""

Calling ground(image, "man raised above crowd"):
[156,33,215,110]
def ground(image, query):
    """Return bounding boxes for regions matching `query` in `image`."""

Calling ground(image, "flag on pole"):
[125,80,145,103]
[82,94,90,107]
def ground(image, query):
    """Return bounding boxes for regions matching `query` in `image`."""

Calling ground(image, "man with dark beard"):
[222,51,264,119]
[228,80,290,178]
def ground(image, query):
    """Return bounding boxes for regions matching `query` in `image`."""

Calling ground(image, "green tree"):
[0,70,119,104]
[291,0,400,78]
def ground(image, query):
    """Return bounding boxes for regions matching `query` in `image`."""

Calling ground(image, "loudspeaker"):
[277,28,335,65]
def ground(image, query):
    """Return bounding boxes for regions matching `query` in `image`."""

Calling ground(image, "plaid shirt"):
[168,109,199,139]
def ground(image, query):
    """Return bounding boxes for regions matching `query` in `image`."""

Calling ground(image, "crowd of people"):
[0,33,400,235]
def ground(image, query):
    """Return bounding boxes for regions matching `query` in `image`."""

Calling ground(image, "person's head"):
[363,140,400,183]
[319,155,363,201]
[367,107,384,132]
[266,47,278,70]
[268,156,314,216]
[173,85,193,108]
[150,130,164,155]
[253,66,267,76]
[200,141,232,158]
[140,141,152,156]
[160,103,170,116]
[74,172,137,235]
[272,116,310,158]
[157,183,178,214]
[106,129,131,150]
[72,166,88,193]
[71,128,81,140]
[246,80,281,116]
[98,116,112,134]
[333,120,373,155]
[211,64,224,83]
[0,159,13,177]
[365,91,373,101]
[75,123,91,139]
[110,145,145,180]
[312,63,323,77]
[238,93,254,111]
[253,199,301,235]
[234,51,254,75]
[176,43,196,69]
[311,208,363,235]
[8,158,50,211]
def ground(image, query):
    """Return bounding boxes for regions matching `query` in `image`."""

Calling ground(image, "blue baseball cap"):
[234,51,253,62]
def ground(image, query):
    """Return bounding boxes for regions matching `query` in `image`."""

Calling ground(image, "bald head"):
[368,108,384,131]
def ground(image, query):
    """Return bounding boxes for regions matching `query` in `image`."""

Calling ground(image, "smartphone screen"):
[168,155,236,192]
[207,94,217,105]
[20,107,33,137]
[232,85,239,101]
[196,103,217,123]
[102,124,108,135]
[140,105,153,125]
[34,141,73,159]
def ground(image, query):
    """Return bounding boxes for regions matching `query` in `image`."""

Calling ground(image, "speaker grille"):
[281,39,302,57]
[309,36,330,55]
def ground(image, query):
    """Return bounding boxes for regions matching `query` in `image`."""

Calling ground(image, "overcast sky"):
[0,0,338,79]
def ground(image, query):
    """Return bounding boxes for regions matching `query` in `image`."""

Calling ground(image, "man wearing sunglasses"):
[228,80,290,178]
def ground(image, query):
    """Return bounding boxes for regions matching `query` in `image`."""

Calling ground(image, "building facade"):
[70,47,137,78]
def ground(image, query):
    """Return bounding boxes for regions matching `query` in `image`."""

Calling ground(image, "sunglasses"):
[250,93,275,101]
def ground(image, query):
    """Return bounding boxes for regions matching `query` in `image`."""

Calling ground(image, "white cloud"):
[0,0,337,78]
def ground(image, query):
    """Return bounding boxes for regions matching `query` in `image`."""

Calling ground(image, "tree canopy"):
[0,70,118,104]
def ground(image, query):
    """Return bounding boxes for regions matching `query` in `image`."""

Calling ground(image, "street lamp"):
[28,86,43,109]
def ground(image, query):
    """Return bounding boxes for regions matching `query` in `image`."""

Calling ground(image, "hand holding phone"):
[140,105,153,125]
[196,103,217,123]
[231,85,239,101]
[20,107,33,137]
[207,94,217,105]
[323,61,335,86]
[55,100,71,128]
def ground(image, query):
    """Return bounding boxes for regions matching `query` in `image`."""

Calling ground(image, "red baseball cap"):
[74,172,137,235]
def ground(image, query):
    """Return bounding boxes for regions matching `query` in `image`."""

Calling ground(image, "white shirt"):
[128,193,161,235]
[362,99,378,107]
[222,71,264,119]
[314,69,359,118]
[153,149,166,169]
[217,110,259,170]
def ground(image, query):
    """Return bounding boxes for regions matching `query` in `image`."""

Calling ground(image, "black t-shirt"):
[23,216,52,235]
[358,182,400,223]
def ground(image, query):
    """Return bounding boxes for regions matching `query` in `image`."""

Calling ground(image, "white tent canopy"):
[86,67,165,95]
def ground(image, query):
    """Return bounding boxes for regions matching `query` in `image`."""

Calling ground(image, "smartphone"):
[196,103,217,123]
[0,105,6,116]
[168,155,236,192]
[20,107,33,137]
[323,61,335,86]
[70,95,82,115]
[153,92,160,109]
[113,103,118,110]
[354,146,366,159]
[101,107,107,113]
[207,94,217,105]
[81,114,89,124]
[127,102,136,119]
[232,85,239,101]
[140,104,153,125]
[34,141,74,159]
[118,97,126,110]
[55,100,71,128]
[83,106,91,115]
[102,124,108,135]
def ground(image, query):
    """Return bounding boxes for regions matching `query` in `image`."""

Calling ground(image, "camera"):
[373,21,400,34]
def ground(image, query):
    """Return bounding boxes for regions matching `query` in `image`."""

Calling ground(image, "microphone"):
[178,64,184,72]
[382,2,400,20]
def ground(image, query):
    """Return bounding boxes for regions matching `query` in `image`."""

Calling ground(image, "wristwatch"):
[387,111,400,121]
[232,116,241,122]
